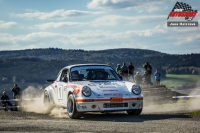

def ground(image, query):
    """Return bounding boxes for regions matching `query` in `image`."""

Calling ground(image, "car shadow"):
[80,112,192,122]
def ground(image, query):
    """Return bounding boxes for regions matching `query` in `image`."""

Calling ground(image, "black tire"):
[4,107,8,111]
[67,94,82,119]
[127,109,142,115]
[43,91,54,113]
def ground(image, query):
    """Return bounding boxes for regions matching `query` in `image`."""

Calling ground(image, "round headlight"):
[132,85,141,95]
[82,86,92,97]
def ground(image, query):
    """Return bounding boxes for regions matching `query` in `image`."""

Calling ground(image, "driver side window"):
[60,69,68,82]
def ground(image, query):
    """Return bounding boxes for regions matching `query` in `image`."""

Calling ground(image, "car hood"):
[72,80,131,98]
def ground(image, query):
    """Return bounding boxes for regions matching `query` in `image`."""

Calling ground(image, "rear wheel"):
[127,109,142,115]
[67,94,82,119]
[43,91,54,113]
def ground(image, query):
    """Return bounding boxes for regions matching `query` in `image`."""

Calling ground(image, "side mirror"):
[118,75,123,80]
[46,79,55,83]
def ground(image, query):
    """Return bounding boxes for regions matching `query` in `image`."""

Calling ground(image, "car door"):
[57,69,68,107]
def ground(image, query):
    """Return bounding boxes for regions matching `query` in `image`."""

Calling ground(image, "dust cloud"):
[21,86,68,118]
[20,83,200,116]
[143,83,200,114]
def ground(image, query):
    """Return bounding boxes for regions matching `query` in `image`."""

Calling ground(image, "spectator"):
[143,62,152,84]
[121,63,128,81]
[128,62,134,81]
[1,91,13,111]
[134,72,142,85]
[11,84,21,106]
[154,69,161,85]
[116,64,121,74]
[142,71,149,85]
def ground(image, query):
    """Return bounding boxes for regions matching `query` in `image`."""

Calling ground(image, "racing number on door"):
[57,86,63,100]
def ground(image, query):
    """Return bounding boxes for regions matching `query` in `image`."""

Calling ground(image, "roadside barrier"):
[0,98,42,102]
[172,95,200,99]
[0,98,42,110]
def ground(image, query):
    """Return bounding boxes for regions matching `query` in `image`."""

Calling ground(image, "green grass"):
[161,74,200,89]
[187,111,200,116]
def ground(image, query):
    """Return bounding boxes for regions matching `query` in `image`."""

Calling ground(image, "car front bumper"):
[75,97,143,112]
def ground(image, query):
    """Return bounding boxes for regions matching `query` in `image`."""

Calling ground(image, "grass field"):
[187,111,200,116]
[161,74,200,89]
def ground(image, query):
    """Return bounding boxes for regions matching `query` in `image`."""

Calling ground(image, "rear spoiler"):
[46,79,55,83]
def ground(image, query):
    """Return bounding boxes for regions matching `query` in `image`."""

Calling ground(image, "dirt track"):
[0,110,200,133]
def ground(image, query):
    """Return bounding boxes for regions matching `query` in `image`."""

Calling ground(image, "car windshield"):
[70,65,120,81]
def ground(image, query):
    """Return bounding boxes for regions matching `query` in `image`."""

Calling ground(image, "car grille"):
[103,103,128,108]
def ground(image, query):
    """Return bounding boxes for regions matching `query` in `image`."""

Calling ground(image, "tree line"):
[0,48,199,93]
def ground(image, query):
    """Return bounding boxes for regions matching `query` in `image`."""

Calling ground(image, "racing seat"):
[71,71,79,81]
[94,71,104,80]
[103,72,109,79]
[78,74,84,81]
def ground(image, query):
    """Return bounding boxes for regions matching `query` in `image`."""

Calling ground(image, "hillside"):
[0,48,200,94]
[1,48,200,69]
[0,48,166,60]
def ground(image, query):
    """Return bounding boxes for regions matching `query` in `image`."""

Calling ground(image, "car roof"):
[62,64,110,70]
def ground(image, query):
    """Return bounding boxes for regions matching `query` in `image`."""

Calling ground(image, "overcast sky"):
[0,0,199,54]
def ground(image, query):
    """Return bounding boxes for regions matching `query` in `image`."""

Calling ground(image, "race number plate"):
[110,97,123,102]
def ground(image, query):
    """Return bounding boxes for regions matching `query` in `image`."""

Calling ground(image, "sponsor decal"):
[104,93,122,97]
[167,1,198,27]
[103,90,118,92]
[99,85,116,88]
[110,97,123,102]
[64,84,80,94]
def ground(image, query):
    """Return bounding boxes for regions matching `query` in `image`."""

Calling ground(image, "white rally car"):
[44,64,143,119]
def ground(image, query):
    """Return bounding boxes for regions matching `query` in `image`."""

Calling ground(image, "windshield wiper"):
[90,80,110,82]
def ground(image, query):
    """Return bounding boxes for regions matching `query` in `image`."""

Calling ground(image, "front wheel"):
[127,109,142,115]
[67,94,82,119]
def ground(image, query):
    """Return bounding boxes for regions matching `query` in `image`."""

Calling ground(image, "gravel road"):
[0,110,200,133]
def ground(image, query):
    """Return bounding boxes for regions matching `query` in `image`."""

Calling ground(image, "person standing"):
[154,69,161,85]
[1,91,13,111]
[142,71,149,85]
[143,62,152,84]
[116,64,121,74]
[121,63,128,81]
[11,84,21,106]
[128,62,134,81]
[134,72,142,85]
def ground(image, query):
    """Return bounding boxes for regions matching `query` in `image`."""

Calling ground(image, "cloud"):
[0,26,169,52]
[87,0,168,12]
[35,22,86,30]
[0,30,134,47]
[0,24,199,53]
[91,15,166,26]
[33,15,166,30]
[173,33,200,45]
[126,25,167,37]
[11,9,102,20]
[0,21,17,29]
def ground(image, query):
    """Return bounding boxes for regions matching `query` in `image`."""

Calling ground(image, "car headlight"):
[82,86,92,97]
[132,85,141,95]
